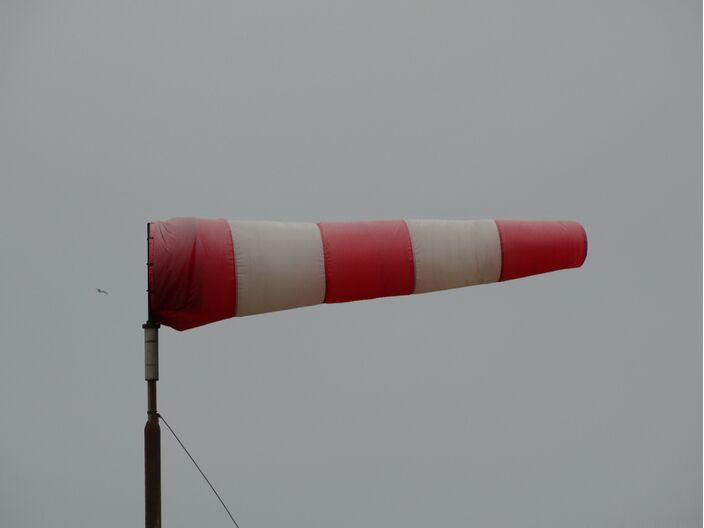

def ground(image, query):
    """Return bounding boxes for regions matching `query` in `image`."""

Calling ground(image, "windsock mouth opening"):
[147,222,155,321]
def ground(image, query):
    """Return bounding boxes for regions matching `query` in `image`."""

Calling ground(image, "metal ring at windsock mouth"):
[147,222,155,322]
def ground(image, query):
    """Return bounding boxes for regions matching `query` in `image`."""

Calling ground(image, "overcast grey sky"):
[0,1,701,527]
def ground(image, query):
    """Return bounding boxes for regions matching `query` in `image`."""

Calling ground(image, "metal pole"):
[144,321,161,528]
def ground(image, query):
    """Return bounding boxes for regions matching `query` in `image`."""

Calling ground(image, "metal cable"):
[158,413,242,528]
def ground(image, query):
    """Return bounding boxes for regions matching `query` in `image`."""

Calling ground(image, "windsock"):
[148,218,587,331]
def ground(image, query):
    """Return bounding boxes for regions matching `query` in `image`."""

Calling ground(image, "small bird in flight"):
[96,288,109,295]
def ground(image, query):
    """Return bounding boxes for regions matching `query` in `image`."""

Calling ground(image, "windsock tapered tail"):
[148,218,587,331]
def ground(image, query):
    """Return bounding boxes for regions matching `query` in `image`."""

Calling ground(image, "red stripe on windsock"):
[495,220,587,281]
[148,218,236,330]
[318,220,415,303]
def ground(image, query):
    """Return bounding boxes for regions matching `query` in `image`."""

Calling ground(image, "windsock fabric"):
[148,218,587,330]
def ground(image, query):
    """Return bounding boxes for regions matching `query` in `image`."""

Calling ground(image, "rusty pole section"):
[144,321,161,528]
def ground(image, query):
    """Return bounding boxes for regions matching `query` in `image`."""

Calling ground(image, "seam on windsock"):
[224,220,237,318]
[494,220,506,282]
[316,222,330,303]
[401,219,417,294]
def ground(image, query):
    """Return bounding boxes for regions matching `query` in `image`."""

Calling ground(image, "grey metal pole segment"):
[144,321,161,528]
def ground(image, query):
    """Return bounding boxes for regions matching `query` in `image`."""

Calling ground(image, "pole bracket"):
[143,322,160,381]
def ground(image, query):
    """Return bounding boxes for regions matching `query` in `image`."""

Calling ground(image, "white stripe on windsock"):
[406,219,502,293]
[229,221,326,316]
